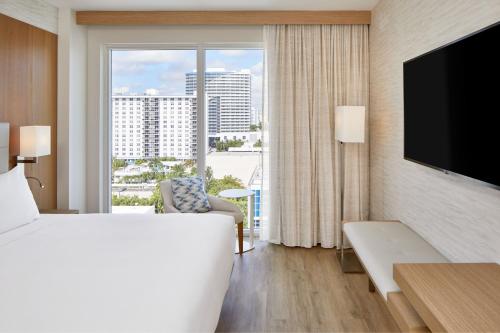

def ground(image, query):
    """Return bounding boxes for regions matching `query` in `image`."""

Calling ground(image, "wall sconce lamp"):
[17,126,51,164]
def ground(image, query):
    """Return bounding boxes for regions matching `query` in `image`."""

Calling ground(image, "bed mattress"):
[0,213,235,332]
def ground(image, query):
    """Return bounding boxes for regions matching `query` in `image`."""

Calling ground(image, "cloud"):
[218,50,249,57]
[206,59,228,71]
[112,50,197,95]
[157,59,197,95]
[250,61,263,75]
[112,49,264,118]
[112,50,195,76]
[113,50,193,65]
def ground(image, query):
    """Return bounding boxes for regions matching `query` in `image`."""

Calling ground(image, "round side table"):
[219,188,255,253]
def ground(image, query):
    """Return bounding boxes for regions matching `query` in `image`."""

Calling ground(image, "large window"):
[110,49,198,214]
[109,46,263,227]
[204,49,263,229]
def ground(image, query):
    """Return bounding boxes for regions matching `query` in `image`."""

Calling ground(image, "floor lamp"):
[334,105,365,271]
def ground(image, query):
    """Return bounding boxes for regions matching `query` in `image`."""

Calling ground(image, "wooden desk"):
[394,263,500,332]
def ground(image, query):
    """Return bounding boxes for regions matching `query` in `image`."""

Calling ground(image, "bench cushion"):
[344,222,448,300]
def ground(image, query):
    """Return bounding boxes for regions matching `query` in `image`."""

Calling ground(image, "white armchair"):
[159,180,245,254]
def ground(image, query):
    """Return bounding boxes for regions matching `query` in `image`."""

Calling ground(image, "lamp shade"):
[335,106,365,143]
[19,126,51,157]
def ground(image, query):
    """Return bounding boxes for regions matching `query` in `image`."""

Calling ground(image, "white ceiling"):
[46,0,379,11]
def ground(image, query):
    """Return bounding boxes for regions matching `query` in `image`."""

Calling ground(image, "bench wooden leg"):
[369,278,376,292]
[237,222,243,255]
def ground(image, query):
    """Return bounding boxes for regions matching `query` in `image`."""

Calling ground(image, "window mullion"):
[196,46,206,179]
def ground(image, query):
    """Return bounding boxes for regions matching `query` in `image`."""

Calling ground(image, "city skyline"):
[112,68,256,160]
[111,49,263,116]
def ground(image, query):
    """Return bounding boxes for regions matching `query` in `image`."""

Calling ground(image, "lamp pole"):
[334,106,365,272]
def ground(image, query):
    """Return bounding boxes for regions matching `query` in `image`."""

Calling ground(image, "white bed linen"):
[0,213,235,333]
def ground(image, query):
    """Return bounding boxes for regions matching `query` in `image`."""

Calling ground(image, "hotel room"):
[0,0,499,332]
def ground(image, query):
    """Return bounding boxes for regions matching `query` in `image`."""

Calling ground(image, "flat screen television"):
[404,21,500,188]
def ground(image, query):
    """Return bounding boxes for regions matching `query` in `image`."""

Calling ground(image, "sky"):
[111,49,263,114]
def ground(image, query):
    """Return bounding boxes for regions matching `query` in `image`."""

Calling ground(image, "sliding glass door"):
[110,49,198,213]
[203,49,264,230]
[109,46,263,229]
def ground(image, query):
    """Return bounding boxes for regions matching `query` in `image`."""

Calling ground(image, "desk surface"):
[394,263,500,332]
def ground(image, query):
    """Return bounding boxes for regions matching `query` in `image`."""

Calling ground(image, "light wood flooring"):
[216,241,399,332]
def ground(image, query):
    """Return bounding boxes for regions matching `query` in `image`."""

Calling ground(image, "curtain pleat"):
[263,24,369,248]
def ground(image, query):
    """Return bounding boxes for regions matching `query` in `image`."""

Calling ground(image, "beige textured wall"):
[370,0,500,263]
[0,0,58,34]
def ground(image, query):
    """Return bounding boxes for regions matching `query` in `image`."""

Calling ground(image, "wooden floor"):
[216,241,399,332]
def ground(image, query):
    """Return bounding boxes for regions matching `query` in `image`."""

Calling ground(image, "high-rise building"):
[185,69,251,134]
[250,107,260,126]
[207,96,221,136]
[112,95,197,160]
[113,69,252,159]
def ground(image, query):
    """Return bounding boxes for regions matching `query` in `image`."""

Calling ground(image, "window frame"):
[104,43,263,214]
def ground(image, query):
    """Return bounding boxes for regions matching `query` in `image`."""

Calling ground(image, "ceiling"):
[46,0,379,11]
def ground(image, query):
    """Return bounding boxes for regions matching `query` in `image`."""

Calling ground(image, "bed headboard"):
[0,123,9,173]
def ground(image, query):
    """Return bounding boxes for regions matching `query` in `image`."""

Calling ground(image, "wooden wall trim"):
[76,11,371,25]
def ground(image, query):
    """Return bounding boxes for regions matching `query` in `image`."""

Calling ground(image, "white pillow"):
[0,166,40,233]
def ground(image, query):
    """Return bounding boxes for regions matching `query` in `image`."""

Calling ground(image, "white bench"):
[343,221,449,332]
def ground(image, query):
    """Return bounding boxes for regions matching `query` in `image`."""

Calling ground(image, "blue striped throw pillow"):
[171,176,211,213]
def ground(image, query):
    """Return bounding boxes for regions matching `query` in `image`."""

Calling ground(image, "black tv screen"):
[404,22,500,188]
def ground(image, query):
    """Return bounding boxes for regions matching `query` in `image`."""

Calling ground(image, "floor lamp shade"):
[335,106,365,143]
[19,126,51,157]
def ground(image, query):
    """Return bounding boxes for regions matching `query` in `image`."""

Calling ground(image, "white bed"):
[0,213,235,332]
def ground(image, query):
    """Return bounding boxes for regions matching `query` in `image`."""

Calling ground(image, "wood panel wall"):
[0,13,58,209]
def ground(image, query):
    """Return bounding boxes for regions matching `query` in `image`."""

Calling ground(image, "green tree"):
[249,122,262,132]
[183,159,196,168]
[159,156,176,162]
[148,158,163,171]
[111,183,164,213]
[134,159,147,165]
[206,175,244,196]
[216,139,244,152]
[230,198,249,228]
[253,139,262,148]
[204,171,250,227]
[150,184,164,213]
[111,194,150,206]
[112,166,253,223]
[112,158,127,172]
[167,164,187,179]
[205,166,214,185]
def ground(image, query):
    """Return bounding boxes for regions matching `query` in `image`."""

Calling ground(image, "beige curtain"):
[263,24,369,248]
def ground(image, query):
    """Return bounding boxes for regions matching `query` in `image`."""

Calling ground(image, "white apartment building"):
[113,96,144,159]
[112,95,197,160]
[186,68,251,134]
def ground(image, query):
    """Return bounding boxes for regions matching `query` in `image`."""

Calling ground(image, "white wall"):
[370,0,500,263]
[86,25,263,212]
[57,9,87,212]
[0,0,58,34]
